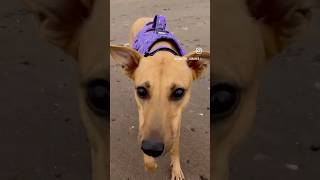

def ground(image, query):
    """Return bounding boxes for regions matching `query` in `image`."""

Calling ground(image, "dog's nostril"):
[141,140,164,158]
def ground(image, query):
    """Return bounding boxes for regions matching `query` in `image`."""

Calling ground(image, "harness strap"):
[144,46,179,57]
[132,15,187,57]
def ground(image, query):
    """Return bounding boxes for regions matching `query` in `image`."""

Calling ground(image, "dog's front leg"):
[170,134,184,180]
[144,154,158,172]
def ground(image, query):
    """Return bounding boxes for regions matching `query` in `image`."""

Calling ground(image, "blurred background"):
[0,1,90,179]
[231,9,320,180]
[1,0,320,180]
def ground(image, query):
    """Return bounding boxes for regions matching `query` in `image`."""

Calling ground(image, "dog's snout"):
[141,139,164,157]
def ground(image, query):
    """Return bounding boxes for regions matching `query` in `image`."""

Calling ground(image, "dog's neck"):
[149,41,179,56]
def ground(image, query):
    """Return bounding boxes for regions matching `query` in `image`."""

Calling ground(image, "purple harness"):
[132,15,187,57]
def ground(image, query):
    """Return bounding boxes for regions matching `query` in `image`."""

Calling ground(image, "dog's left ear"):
[185,51,210,80]
[23,0,94,57]
[110,45,142,79]
[247,0,316,59]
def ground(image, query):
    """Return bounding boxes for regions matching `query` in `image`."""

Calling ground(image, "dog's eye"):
[137,87,149,99]
[171,88,185,101]
[213,83,239,120]
[86,79,108,116]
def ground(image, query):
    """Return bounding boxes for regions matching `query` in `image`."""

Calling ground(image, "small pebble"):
[285,163,299,171]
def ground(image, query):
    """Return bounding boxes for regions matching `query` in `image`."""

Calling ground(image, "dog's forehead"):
[134,56,193,87]
[213,0,266,87]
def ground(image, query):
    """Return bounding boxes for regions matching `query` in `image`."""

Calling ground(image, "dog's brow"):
[81,68,107,88]
[171,84,184,90]
[137,81,151,88]
[145,81,150,88]
[171,84,176,90]
[213,73,244,89]
[171,83,186,90]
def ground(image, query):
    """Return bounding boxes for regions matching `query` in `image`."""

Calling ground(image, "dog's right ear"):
[185,51,210,80]
[110,45,141,79]
[23,0,94,56]
[247,0,317,59]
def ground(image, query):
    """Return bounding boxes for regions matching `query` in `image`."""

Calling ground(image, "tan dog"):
[24,0,107,180]
[213,0,317,179]
[110,17,210,180]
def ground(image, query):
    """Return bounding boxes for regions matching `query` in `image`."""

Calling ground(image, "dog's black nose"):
[141,140,164,157]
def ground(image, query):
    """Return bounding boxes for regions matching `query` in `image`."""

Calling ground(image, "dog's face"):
[110,46,209,156]
[134,54,193,152]
[24,0,107,179]
[213,0,314,179]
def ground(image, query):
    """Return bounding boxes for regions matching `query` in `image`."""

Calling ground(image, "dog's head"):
[213,0,316,179]
[23,0,108,178]
[110,46,210,157]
